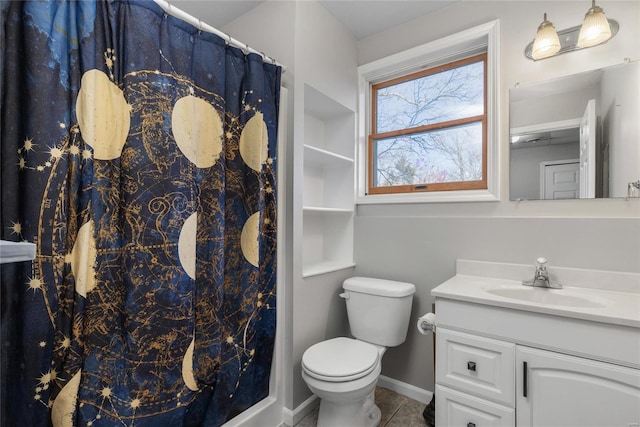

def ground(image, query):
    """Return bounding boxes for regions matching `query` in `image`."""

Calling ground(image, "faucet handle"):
[536,257,547,272]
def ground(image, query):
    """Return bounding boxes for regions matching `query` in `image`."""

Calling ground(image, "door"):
[540,160,579,199]
[579,99,597,198]
[517,346,640,427]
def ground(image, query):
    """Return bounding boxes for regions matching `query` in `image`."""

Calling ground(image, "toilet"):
[301,277,416,427]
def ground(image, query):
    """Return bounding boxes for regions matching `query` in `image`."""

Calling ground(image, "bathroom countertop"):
[432,260,640,329]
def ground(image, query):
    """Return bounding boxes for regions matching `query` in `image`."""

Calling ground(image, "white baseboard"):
[283,394,319,427]
[377,375,433,405]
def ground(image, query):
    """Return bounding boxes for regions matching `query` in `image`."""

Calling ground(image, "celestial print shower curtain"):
[1,1,281,426]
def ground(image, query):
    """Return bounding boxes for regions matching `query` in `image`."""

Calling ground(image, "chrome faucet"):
[523,257,562,289]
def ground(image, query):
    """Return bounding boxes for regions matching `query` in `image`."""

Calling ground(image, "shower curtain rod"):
[153,0,285,71]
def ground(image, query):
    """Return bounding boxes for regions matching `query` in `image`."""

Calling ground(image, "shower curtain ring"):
[224,33,231,46]
[244,43,250,55]
[261,52,273,65]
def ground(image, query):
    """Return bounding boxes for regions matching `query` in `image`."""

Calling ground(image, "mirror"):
[509,60,639,200]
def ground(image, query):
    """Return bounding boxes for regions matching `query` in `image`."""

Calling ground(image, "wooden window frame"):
[367,53,488,195]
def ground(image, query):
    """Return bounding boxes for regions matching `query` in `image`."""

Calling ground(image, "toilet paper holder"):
[417,312,437,334]
[420,319,436,332]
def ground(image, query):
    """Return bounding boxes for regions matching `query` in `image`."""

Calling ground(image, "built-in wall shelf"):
[304,144,354,168]
[302,261,357,279]
[302,206,353,214]
[299,83,356,277]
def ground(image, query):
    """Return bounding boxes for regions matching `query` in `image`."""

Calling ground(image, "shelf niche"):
[301,84,356,277]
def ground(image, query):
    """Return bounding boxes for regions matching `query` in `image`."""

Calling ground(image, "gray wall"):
[355,0,640,394]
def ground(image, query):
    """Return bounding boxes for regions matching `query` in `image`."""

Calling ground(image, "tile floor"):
[295,387,429,427]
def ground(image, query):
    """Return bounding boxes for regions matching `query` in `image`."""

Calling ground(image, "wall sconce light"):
[525,1,619,61]
[531,13,561,60]
[577,0,612,48]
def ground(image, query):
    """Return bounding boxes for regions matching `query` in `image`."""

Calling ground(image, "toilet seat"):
[302,337,380,382]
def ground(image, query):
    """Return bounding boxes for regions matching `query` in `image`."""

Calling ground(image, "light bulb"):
[577,0,612,48]
[531,13,561,60]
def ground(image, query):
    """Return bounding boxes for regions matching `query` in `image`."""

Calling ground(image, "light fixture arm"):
[584,0,604,18]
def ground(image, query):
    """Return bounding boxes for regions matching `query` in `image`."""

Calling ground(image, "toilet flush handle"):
[339,292,350,300]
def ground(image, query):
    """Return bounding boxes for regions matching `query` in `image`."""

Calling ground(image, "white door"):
[579,99,597,198]
[516,346,640,427]
[540,160,579,200]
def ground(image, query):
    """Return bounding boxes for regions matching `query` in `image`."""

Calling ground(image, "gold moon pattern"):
[239,112,269,172]
[178,212,198,279]
[51,370,81,427]
[172,95,223,168]
[70,220,97,297]
[241,212,261,268]
[181,338,199,391]
[76,69,131,160]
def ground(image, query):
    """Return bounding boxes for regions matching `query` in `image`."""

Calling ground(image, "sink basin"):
[486,287,608,308]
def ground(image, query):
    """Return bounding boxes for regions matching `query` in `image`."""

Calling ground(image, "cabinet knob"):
[467,423,476,427]
[467,361,476,372]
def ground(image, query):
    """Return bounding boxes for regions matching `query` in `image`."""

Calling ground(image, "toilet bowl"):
[301,277,416,427]
[302,337,384,427]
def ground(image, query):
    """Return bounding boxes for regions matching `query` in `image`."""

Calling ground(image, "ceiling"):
[318,1,456,39]
[172,0,457,40]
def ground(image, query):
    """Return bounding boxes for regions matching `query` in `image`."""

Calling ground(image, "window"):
[357,20,500,203]
[369,54,487,194]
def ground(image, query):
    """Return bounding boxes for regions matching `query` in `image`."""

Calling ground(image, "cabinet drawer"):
[436,384,515,427]
[437,328,515,406]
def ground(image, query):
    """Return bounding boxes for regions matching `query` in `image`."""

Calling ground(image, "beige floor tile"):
[294,387,427,427]
[296,408,319,427]
[382,397,428,427]
[374,386,407,426]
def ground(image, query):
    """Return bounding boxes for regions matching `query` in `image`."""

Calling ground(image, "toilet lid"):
[302,337,379,382]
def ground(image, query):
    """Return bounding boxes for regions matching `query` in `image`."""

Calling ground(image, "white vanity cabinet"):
[432,261,640,426]
[436,323,640,427]
[433,296,640,427]
[516,346,640,427]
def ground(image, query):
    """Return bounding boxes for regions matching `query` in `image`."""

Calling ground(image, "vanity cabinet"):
[436,326,640,427]
[432,261,640,426]
[434,299,640,427]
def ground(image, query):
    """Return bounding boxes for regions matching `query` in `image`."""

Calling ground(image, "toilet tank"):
[342,277,416,347]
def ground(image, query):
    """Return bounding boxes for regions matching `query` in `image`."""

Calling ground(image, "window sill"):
[357,189,500,204]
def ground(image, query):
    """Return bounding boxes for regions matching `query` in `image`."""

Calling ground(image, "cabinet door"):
[517,346,640,427]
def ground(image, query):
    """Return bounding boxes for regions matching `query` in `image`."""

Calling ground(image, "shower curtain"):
[1,1,280,426]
